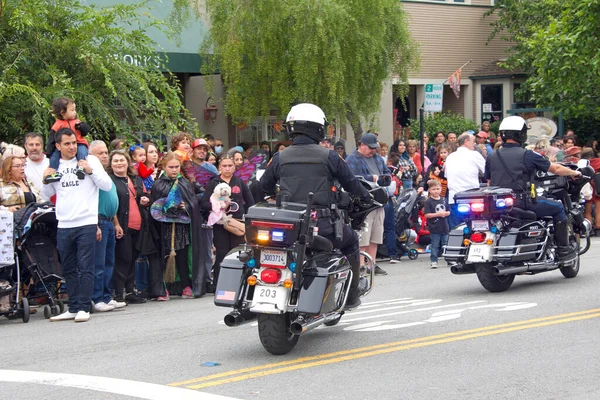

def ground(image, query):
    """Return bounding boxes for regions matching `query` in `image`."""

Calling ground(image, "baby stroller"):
[0,209,30,323]
[376,187,423,260]
[13,202,65,319]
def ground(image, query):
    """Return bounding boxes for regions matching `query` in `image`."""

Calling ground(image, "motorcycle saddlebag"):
[214,248,246,307]
[297,253,349,315]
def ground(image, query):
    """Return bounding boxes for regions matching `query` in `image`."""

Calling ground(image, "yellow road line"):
[169,308,600,389]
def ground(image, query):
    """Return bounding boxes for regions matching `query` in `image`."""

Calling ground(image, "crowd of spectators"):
[1,103,598,319]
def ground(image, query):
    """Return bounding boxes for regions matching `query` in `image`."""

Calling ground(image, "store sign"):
[424,84,443,112]
[113,53,161,69]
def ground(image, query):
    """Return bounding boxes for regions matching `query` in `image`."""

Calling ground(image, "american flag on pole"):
[448,68,462,99]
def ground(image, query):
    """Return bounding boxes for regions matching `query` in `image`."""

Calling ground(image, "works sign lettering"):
[424,84,443,113]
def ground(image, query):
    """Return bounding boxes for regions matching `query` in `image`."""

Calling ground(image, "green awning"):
[87,0,207,74]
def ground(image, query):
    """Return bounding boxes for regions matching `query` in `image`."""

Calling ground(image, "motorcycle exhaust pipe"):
[450,265,475,275]
[224,309,256,327]
[493,265,529,275]
[290,313,339,335]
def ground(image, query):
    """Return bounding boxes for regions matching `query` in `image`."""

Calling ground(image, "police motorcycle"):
[214,180,387,355]
[444,159,594,292]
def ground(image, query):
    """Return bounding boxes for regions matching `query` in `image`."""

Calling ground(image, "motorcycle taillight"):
[471,232,486,243]
[260,269,282,284]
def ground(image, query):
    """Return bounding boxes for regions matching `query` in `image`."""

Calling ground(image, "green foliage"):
[487,0,600,120]
[0,0,197,145]
[408,112,478,139]
[197,0,419,130]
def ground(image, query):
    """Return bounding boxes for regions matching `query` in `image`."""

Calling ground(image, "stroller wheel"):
[57,301,65,313]
[89,301,95,314]
[44,305,51,319]
[51,305,60,315]
[21,298,30,323]
[408,249,419,260]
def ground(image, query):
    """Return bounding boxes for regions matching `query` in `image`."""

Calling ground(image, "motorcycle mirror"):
[577,159,590,169]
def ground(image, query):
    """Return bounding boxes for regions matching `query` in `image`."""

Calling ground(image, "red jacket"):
[51,119,89,147]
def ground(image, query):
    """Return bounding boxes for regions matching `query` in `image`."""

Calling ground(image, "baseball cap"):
[192,138,209,149]
[360,133,378,149]
[476,131,489,139]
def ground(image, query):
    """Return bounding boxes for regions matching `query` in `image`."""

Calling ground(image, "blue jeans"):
[57,224,96,313]
[93,220,115,304]
[383,200,397,257]
[430,233,449,263]
[49,144,88,169]
[402,180,413,189]
[135,256,149,292]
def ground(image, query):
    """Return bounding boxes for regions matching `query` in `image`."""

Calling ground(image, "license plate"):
[467,244,493,263]
[471,220,489,231]
[252,286,290,312]
[260,250,287,267]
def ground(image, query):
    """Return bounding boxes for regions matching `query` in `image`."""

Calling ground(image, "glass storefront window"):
[481,84,503,124]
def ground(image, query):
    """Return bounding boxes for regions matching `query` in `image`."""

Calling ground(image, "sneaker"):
[125,293,146,304]
[374,265,388,276]
[430,262,438,269]
[49,311,77,322]
[389,256,401,264]
[93,302,115,312]
[75,167,85,180]
[108,299,127,309]
[74,310,90,323]
[43,172,62,184]
[182,286,194,299]
[156,293,170,301]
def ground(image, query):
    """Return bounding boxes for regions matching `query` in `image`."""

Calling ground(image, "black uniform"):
[485,143,565,223]
[260,135,370,255]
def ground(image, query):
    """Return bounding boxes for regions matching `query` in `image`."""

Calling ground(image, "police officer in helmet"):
[485,116,581,261]
[260,103,372,308]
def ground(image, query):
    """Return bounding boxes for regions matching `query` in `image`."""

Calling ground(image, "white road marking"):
[342,301,487,323]
[0,370,240,400]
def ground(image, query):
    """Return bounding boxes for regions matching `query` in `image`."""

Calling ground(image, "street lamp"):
[204,97,218,123]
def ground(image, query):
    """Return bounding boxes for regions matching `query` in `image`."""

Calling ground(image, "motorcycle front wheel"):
[258,313,299,355]
[475,264,515,292]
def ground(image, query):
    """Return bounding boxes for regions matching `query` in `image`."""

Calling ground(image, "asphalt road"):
[2,240,600,400]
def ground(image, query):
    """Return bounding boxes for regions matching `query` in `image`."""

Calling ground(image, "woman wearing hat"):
[201,153,254,287]
[150,152,196,300]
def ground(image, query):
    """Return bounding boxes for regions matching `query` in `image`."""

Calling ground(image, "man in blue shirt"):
[346,133,391,274]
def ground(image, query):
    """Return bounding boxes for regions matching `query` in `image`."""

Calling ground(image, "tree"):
[487,0,600,121]
[0,0,197,144]
[195,0,419,135]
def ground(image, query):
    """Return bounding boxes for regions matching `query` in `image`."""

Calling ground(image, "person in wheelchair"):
[260,103,372,308]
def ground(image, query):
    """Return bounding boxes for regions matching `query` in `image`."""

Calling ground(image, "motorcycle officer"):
[485,116,581,261]
[260,103,372,308]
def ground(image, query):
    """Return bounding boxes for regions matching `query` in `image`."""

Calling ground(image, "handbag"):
[223,218,245,237]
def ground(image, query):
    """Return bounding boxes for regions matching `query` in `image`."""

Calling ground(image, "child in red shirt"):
[44,97,90,183]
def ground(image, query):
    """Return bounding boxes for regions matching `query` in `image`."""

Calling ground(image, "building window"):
[513,83,535,109]
[481,84,503,124]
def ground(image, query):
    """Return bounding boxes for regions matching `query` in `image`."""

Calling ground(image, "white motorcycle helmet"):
[499,116,528,145]
[285,103,327,142]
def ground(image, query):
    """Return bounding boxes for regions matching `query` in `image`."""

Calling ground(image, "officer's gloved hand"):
[359,193,374,208]
[377,175,391,187]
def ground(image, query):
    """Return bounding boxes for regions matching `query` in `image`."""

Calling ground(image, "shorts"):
[358,207,385,247]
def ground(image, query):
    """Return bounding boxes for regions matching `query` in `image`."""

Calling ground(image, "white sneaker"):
[430,262,438,269]
[49,311,77,322]
[94,302,115,312]
[74,311,90,323]
[108,299,127,309]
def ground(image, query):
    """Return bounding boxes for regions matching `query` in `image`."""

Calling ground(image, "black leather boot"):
[555,221,576,261]
[345,250,366,309]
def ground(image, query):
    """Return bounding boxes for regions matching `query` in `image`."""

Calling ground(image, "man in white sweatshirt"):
[42,128,112,323]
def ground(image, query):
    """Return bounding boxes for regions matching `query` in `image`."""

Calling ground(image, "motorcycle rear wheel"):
[560,255,580,278]
[475,264,515,292]
[257,314,299,355]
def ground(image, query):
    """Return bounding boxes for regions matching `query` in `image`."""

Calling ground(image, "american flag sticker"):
[216,290,236,301]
